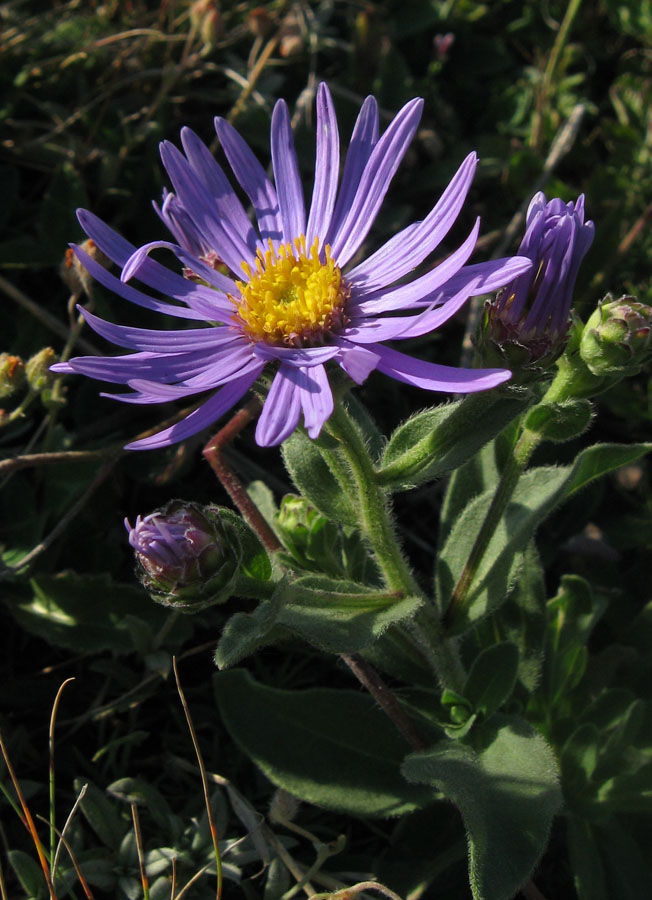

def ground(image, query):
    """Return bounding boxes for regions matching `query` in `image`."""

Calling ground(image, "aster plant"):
[45,85,652,900]
[53,83,532,449]
[479,191,595,372]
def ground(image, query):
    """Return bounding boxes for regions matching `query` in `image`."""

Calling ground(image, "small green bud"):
[275,495,339,572]
[0,354,26,399]
[126,501,242,611]
[580,295,652,378]
[25,348,57,393]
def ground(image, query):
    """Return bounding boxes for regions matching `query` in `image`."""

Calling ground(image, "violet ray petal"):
[77,209,235,315]
[345,277,479,344]
[155,190,207,255]
[347,152,477,291]
[160,141,254,274]
[270,99,306,243]
[351,218,480,315]
[374,343,512,392]
[294,364,334,439]
[410,256,534,308]
[80,307,235,352]
[330,97,424,267]
[255,366,303,446]
[72,244,208,321]
[252,343,340,367]
[121,240,237,302]
[325,96,379,247]
[60,349,227,385]
[127,345,257,396]
[306,84,340,248]
[214,117,283,243]
[180,127,260,256]
[125,367,263,449]
[333,340,381,384]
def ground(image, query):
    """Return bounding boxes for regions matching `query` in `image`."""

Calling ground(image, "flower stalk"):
[325,402,465,691]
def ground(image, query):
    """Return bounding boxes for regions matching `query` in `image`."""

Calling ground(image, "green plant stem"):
[443,373,571,631]
[443,426,541,630]
[325,404,465,690]
[326,404,421,596]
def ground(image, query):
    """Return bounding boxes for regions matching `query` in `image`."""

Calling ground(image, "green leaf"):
[402,716,562,900]
[214,669,437,817]
[215,588,287,669]
[2,572,188,654]
[275,574,423,653]
[594,819,652,899]
[566,817,609,900]
[544,575,603,707]
[495,543,546,692]
[560,723,600,812]
[344,394,385,463]
[437,443,651,631]
[378,395,527,491]
[219,509,271,581]
[523,398,593,442]
[107,777,174,832]
[7,849,47,900]
[246,481,280,533]
[74,778,125,850]
[281,429,358,527]
[594,699,646,780]
[463,642,519,719]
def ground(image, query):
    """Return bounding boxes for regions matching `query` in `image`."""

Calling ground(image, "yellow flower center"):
[234,236,348,346]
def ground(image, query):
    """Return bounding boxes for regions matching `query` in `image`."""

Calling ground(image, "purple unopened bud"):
[126,501,241,610]
[479,193,594,374]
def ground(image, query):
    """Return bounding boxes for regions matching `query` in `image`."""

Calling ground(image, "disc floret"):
[234,236,348,346]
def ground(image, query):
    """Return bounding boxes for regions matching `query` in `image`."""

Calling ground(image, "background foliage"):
[1,1,652,898]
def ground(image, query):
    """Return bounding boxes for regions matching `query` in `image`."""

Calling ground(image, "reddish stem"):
[202,400,282,554]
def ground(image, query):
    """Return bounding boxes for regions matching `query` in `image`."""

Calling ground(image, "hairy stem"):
[325,403,464,691]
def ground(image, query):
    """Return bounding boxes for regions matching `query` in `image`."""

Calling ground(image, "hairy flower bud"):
[126,502,241,610]
[580,295,652,378]
[275,495,339,572]
[26,347,57,393]
[60,239,109,297]
[478,192,594,375]
[0,354,25,399]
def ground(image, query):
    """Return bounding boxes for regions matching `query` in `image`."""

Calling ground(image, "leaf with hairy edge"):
[282,428,359,527]
[437,443,652,632]
[214,669,438,817]
[378,395,527,492]
[402,716,561,900]
[462,642,519,719]
[275,574,423,653]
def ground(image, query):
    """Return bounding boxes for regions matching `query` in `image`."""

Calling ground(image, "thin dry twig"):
[131,802,150,900]
[173,657,223,900]
[0,730,58,900]
[49,678,75,868]
[52,784,88,878]
[35,814,94,900]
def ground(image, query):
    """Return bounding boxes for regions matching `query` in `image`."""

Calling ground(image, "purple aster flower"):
[126,502,240,609]
[491,192,595,345]
[53,83,533,449]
